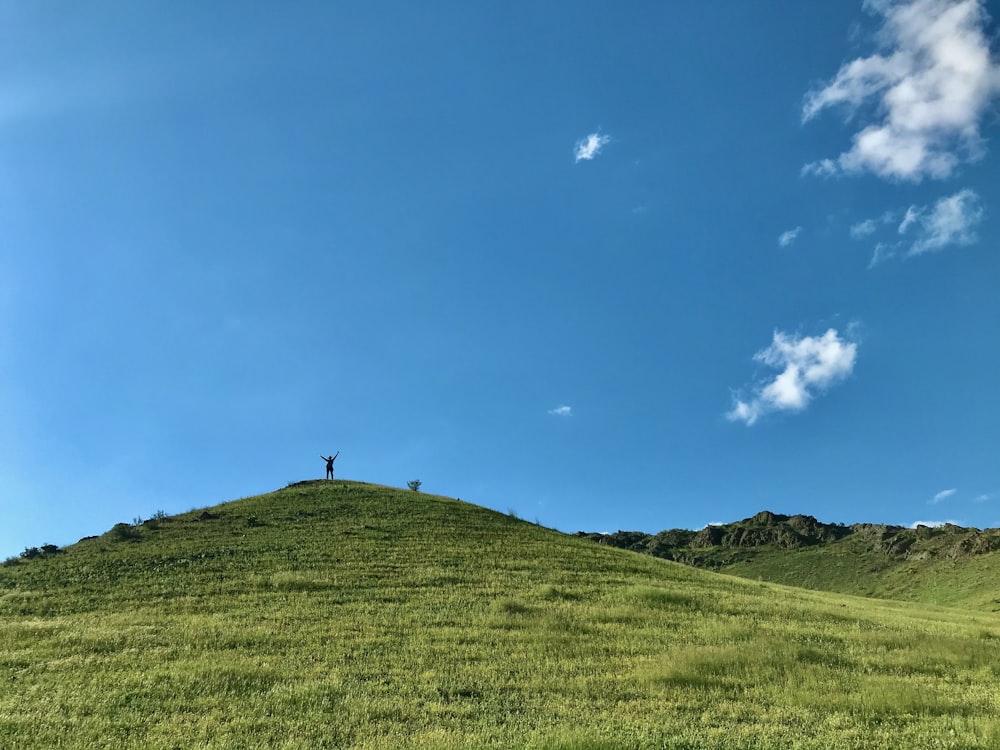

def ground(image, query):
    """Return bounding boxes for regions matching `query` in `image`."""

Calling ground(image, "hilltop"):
[580,510,1000,610]
[2,481,1000,749]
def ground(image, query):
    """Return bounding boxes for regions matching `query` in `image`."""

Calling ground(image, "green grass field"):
[723,542,1000,612]
[3,481,1000,748]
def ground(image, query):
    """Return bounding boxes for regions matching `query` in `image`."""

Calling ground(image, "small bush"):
[40,544,60,556]
[246,515,264,528]
[407,479,422,492]
[111,523,140,542]
[144,510,169,528]
[20,547,41,560]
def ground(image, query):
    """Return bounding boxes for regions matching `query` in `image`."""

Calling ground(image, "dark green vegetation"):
[581,510,1000,611]
[3,483,1000,748]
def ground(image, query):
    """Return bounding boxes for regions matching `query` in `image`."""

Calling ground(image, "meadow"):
[722,538,1000,612]
[2,481,999,749]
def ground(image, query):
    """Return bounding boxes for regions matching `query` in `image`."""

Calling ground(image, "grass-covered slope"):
[723,537,1000,611]
[582,511,1000,611]
[2,481,1000,749]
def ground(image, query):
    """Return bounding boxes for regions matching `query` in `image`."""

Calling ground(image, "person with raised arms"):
[321,451,339,479]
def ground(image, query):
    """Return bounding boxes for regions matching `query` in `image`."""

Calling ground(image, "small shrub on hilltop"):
[407,479,422,492]
[143,510,169,530]
[111,523,140,542]
[18,544,63,561]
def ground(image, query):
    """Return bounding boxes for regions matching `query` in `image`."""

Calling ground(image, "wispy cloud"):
[850,208,898,239]
[865,188,984,265]
[868,241,902,268]
[574,132,611,162]
[548,405,573,417]
[727,328,858,426]
[900,188,984,255]
[930,488,957,504]
[778,227,802,247]
[974,491,997,503]
[802,0,1000,181]
[801,159,838,178]
[909,519,961,529]
[850,219,880,239]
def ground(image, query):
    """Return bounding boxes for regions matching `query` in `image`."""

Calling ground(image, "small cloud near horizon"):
[548,405,573,417]
[909,519,961,529]
[574,132,611,162]
[930,488,957,505]
[727,327,858,426]
[778,227,802,247]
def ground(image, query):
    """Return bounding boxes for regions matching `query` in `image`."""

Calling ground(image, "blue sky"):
[2,1,999,558]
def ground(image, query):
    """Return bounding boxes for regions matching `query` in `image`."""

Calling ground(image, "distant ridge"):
[579,510,1000,565]
[579,511,1000,609]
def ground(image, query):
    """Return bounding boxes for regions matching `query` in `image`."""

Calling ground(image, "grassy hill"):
[581,511,1000,611]
[3,481,1000,749]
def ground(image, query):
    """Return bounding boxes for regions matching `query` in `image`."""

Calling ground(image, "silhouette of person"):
[321,451,339,479]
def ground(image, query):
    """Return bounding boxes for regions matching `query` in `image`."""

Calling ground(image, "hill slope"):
[580,510,1000,610]
[2,482,1000,749]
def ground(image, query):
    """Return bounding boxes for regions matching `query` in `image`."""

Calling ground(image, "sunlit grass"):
[723,538,1000,611]
[1,480,999,748]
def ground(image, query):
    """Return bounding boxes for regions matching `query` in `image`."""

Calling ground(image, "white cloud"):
[974,492,997,503]
[898,205,922,234]
[800,158,839,178]
[930,487,957,504]
[899,188,985,254]
[548,405,572,417]
[727,328,858,426]
[574,132,611,162]
[865,188,984,265]
[778,227,803,246]
[868,241,902,267]
[802,0,1000,181]
[850,218,880,239]
[852,210,898,239]
[909,519,961,528]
